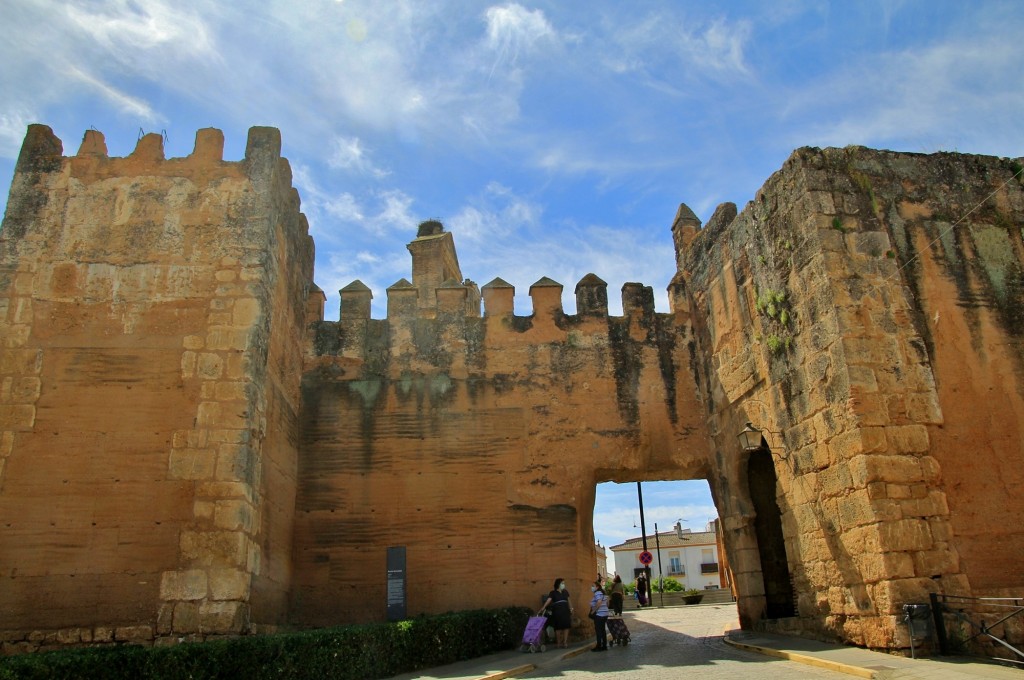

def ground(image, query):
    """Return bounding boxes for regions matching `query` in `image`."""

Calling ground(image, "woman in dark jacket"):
[609,574,625,615]
[538,577,574,648]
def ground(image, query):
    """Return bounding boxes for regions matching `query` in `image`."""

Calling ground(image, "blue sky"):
[1,1,1021,569]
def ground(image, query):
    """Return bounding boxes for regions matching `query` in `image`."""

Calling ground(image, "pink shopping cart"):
[519,615,548,653]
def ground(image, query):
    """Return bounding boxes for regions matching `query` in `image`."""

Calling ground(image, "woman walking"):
[538,577,574,648]
[588,579,609,652]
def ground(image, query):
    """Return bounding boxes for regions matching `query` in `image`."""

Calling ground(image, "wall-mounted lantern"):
[737,422,765,452]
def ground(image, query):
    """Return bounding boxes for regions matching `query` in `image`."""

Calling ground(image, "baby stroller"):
[520,615,548,653]
[607,615,631,646]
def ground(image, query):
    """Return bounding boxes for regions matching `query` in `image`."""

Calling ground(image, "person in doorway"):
[538,577,573,648]
[636,573,648,607]
[609,574,625,615]
[588,579,610,651]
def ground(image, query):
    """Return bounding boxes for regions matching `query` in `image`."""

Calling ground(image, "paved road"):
[520,604,848,679]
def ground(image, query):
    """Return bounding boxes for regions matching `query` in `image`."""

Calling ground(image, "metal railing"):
[930,592,1024,666]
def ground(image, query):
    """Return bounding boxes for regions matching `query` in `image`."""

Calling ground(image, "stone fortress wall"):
[295,221,709,627]
[0,125,313,649]
[0,125,1022,653]
[685,147,1024,646]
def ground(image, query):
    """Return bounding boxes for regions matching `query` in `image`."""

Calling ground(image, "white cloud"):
[598,11,753,84]
[448,182,540,242]
[324,192,363,222]
[370,190,416,235]
[484,3,556,68]
[328,135,390,178]
[0,109,35,159]
[63,0,214,57]
[693,18,750,74]
[782,25,1024,154]
[65,65,162,123]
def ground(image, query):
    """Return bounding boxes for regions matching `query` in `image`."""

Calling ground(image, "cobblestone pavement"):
[520,605,848,679]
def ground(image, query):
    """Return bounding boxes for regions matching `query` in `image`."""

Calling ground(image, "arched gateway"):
[1,126,1022,653]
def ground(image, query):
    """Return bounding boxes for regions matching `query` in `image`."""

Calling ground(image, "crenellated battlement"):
[308,219,689,328]
[11,124,295,201]
[329,271,662,323]
[305,220,695,394]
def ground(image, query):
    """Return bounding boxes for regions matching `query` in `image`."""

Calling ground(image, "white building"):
[608,522,722,590]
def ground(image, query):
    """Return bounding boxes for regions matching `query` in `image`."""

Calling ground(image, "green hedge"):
[0,607,531,680]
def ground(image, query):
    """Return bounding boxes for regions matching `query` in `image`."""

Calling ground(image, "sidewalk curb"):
[724,637,876,679]
[476,664,536,680]
[475,643,592,680]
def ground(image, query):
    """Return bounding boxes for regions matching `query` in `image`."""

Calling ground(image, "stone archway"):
[748,448,795,619]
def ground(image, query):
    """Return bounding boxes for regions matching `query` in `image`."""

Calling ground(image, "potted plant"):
[681,588,704,605]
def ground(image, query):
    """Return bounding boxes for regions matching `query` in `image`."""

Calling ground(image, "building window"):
[669,557,682,574]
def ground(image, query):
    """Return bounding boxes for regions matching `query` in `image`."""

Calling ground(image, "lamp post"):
[636,482,652,606]
[654,522,664,608]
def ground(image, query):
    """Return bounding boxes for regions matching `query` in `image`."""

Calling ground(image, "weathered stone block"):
[183,335,205,350]
[904,392,942,424]
[196,481,252,500]
[885,424,929,453]
[877,519,933,552]
[0,404,35,430]
[180,530,248,567]
[214,382,247,401]
[206,327,249,351]
[859,550,914,583]
[819,462,854,497]
[114,625,153,642]
[55,628,81,644]
[168,448,217,480]
[830,427,887,462]
[156,603,174,635]
[849,453,922,487]
[886,484,912,500]
[0,431,12,456]
[194,500,215,520]
[900,490,949,518]
[214,499,255,532]
[2,325,31,347]
[841,336,900,367]
[912,546,958,577]
[846,393,889,426]
[209,568,251,601]
[172,603,201,634]
[160,569,208,601]
[197,353,224,379]
[0,349,42,374]
[868,578,934,615]
[837,489,874,529]
[181,350,198,377]
[842,524,881,554]
[200,601,247,633]
[12,376,41,402]
[847,365,878,392]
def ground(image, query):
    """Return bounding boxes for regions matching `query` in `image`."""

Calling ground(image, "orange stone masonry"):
[1,127,1023,654]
